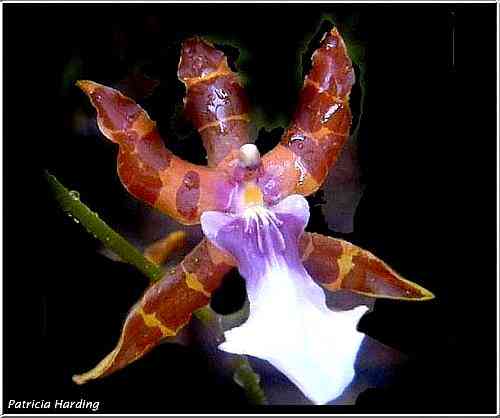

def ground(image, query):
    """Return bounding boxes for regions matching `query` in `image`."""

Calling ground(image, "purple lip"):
[201,194,368,404]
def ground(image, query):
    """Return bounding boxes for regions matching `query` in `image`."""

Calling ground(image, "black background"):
[3,3,498,414]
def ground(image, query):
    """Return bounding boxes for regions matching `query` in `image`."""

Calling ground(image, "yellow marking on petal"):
[138,307,176,337]
[351,288,435,301]
[182,61,231,87]
[338,241,360,281]
[304,78,346,102]
[183,270,211,297]
[131,112,157,137]
[335,239,436,301]
[322,281,342,292]
[198,114,250,133]
[294,170,320,196]
[144,230,187,265]
[348,251,436,301]
[76,79,98,95]
[243,182,264,207]
[72,305,184,385]
[72,332,125,385]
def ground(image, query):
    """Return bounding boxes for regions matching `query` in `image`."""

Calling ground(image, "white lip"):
[220,258,368,405]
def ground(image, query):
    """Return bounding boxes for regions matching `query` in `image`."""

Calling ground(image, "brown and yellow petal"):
[73,240,233,384]
[300,233,434,301]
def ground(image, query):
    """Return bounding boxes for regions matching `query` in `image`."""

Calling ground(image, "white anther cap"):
[238,143,261,168]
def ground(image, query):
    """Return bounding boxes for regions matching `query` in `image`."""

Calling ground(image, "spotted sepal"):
[299,233,434,301]
[77,80,235,225]
[259,27,354,204]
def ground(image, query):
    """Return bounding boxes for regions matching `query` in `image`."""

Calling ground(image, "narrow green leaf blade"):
[46,171,162,282]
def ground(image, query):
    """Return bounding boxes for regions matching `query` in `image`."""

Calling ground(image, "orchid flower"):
[69,28,434,405]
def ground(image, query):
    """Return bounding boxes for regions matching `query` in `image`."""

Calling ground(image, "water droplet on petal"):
[325,38,338,49]
[294,160,307,186]
[69,190,80,200]
[321,103,340,124]
[289,135,305,150]
[91,91,103,103]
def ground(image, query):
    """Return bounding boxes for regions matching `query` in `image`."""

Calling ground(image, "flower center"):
[242,182,264,208]
[242,205,286,256]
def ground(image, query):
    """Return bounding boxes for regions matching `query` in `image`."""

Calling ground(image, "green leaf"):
[233,355,268,405]
[46,171,162,282]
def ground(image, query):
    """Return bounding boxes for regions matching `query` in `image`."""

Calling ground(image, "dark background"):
[3,3,498,414]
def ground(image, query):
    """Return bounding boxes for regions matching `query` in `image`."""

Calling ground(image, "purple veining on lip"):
[202,193,314,290]
[201,195,367,404]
